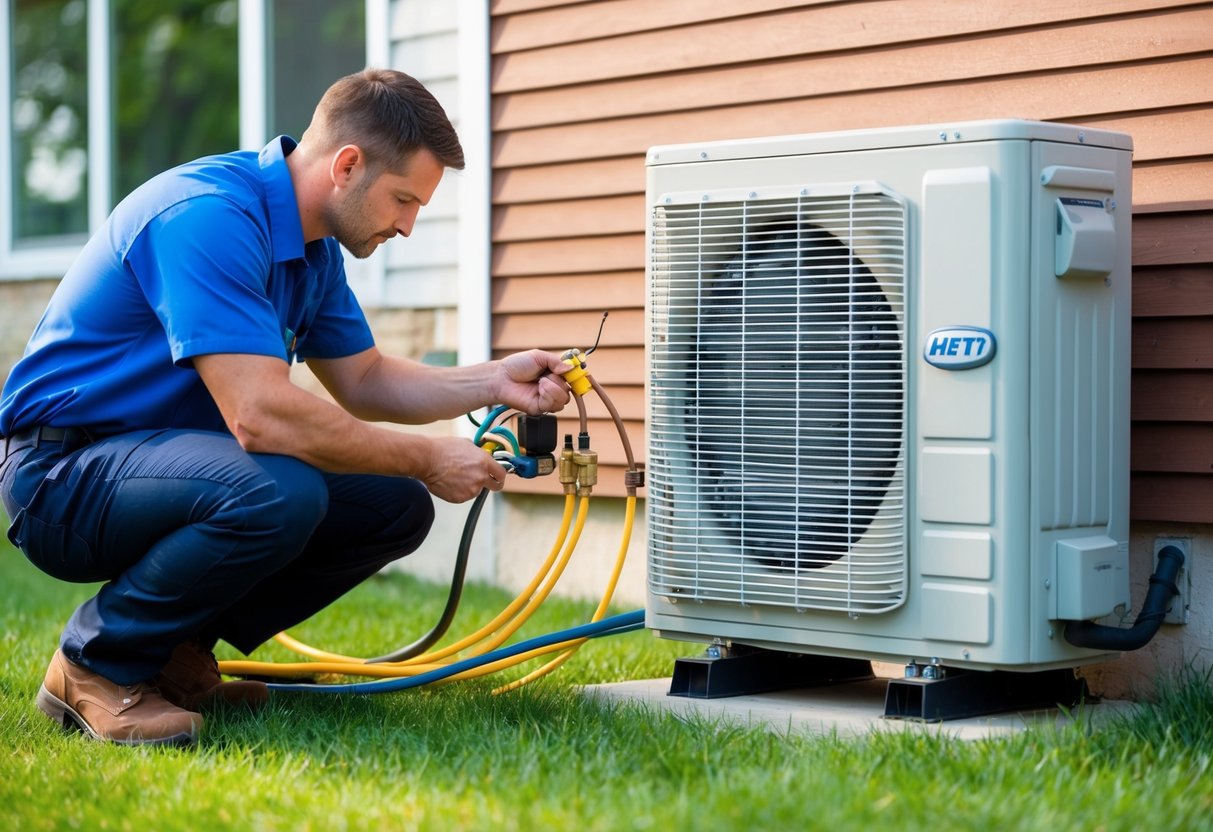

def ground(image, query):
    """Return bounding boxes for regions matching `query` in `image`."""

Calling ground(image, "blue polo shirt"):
[0,137,375,437]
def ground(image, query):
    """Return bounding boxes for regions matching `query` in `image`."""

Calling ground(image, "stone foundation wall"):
[0,279,57,385]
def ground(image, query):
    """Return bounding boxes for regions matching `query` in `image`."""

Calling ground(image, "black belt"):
[3,426,83,456]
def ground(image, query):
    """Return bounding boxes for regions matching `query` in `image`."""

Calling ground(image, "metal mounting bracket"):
[883,667,1090,721]
[667,646,874,699]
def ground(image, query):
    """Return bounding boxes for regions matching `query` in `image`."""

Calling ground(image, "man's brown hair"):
[304,68,465,174]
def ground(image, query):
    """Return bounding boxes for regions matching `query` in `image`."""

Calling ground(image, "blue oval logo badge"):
[923,326,996,370]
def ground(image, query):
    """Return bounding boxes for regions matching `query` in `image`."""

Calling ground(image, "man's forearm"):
[310,351,501,425]
[230,376,441,477]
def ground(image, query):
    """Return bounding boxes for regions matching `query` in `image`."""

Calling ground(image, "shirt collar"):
[258,136,306,263]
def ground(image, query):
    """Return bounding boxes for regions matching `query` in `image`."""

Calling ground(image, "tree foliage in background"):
[111,0,239,202]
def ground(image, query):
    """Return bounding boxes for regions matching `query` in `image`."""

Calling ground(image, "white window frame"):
[0,0,111,279]
[456,0,490,368]
[0,0,384,282]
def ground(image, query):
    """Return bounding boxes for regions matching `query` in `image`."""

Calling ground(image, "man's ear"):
[330,145,365,188]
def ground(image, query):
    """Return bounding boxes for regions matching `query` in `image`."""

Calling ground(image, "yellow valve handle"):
[560,348,592,397]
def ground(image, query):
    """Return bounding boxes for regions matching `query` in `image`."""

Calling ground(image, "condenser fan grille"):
[648,186,908,614]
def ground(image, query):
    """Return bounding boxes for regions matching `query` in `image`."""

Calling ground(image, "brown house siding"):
[488,0,1213,510]
[1131,211,1213,520]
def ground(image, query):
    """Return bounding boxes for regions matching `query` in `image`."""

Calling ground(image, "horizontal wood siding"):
[488,0,1213,507]
[1131,209,1213,520]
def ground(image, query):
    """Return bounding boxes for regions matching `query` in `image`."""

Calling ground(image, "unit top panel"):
[646,119,1133,167]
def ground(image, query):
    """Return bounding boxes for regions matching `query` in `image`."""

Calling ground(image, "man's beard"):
[325,179,393,259]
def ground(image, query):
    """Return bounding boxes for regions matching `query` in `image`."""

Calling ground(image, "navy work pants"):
[0,429,434,684]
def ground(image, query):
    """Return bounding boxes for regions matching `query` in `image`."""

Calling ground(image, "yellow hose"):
[492,494,636,693]
[391,493,580,665]
[453,495,589,658]
[218,635,584,681]
[260,492,579,667]
[216,494,588,680]
[270,630,355,663]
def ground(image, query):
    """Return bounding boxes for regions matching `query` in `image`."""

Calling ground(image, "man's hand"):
[493,350,574,415]
[423,436,509,502]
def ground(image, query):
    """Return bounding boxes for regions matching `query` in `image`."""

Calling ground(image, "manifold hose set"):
[217,346,645,696]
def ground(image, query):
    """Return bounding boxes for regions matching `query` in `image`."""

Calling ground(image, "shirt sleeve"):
[124,195,287,366]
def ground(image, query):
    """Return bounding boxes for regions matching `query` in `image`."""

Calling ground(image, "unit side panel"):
[1028,141,1133,665]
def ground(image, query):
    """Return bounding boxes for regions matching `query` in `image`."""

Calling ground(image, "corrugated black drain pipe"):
[1063,544,1185,651]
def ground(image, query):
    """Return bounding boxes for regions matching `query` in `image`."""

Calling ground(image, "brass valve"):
[558,435,578,494]
[574,447,598,493]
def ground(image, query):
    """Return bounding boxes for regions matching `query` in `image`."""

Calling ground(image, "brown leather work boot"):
[154,640,268,712]
[36,650,201,747]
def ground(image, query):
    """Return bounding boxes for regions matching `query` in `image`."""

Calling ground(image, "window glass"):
[268,0,364,139]
[6,0,365,256]
[110,0,239,203]
[10,0,89,243]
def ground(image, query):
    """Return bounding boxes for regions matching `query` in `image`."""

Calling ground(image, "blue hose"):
[266,608,646,694]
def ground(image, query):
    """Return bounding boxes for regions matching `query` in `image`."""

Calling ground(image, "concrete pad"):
[583,677,1134,740]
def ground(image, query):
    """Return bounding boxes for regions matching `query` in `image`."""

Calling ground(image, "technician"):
[0,68,571,747]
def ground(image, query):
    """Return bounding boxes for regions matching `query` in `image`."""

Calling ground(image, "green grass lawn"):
[2,533,1212,831]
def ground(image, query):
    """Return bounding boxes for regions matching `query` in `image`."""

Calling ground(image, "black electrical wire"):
[585,311,609,356]
[365,487,489,664]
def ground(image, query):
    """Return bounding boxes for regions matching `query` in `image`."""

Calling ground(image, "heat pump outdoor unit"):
[645,119,1133,679]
